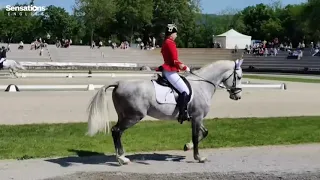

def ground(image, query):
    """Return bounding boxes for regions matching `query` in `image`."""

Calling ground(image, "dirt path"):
[1,144,320,180]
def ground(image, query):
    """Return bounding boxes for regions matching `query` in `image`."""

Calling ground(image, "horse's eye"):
[238,77,242,80]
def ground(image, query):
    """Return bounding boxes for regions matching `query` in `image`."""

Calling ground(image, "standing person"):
[0,46,7,69]
[0,46,7,63]
[156,24,191,124]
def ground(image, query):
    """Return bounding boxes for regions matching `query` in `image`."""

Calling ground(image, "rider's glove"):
[185,66,190,72]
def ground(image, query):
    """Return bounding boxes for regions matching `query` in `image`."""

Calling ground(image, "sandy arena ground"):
[1,75,320,180]
[0,76,319,125]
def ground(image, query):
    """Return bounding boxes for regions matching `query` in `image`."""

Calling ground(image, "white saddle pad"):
[151,80,193,105]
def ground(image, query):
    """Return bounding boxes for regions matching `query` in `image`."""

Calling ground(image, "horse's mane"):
[194,60,234,73]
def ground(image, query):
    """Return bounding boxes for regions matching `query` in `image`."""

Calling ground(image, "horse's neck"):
[196,60,234,85]
[187,60,234,102]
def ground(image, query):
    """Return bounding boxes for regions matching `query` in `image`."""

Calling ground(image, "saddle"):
[151,74,193,104]
[156,74,192,96]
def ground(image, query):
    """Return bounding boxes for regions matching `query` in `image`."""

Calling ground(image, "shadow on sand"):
[45,149,186,167]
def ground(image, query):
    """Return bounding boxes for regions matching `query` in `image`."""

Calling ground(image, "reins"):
[189,70,218,88]
[188,70,228,90]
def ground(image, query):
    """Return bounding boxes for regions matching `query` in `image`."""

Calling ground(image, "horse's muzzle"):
[229,88,242,100]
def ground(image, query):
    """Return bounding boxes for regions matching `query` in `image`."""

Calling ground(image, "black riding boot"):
[178,92,190,124]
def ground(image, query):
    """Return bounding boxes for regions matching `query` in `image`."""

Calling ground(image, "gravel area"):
[1,144,320,180]
[45,171,320,180]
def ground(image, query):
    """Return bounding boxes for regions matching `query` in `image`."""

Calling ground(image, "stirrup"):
[178,110,190,124]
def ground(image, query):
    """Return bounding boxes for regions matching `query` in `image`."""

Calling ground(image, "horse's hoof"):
[198,157,207,163]
[183,144,189,151]
[183,142,193,151]
[117,155,131,165]
[194,156,207,163]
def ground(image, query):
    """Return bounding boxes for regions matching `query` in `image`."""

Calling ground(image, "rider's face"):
[171,33,177,40]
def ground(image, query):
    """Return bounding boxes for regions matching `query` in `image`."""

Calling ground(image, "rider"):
[0,46,7,65]
[157,24,191,123]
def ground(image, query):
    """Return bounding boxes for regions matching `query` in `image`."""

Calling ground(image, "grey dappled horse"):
[87,59,244,165]
[1,59,26,78]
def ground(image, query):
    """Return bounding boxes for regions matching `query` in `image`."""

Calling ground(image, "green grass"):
[1,116,320,160]
[244,74,320,83]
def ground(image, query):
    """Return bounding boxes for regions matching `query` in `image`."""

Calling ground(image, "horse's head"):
[221,59,243,100]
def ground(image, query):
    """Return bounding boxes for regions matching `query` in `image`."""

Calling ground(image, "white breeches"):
[0,58,6,63]
[162,70,190,95]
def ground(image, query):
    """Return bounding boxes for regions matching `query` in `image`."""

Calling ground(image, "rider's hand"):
[185,66,190,72]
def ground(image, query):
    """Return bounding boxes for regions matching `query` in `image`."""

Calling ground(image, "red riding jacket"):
[157,37,187,72]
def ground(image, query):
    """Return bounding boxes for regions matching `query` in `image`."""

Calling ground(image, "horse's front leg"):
[13,72,19,78]
[184,123,208,151]
[11,68,18,78]
[191,118,207,163]
[8,68,14,77]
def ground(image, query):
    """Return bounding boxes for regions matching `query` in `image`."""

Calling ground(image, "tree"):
[260,18,283,41]
[178,0,201,47]
[192,14,216,48]
[0,3,41,43]
[230,13,246,34]
[74,0,117,44]
[240,4,277,40]
[41,6,76,39]
[151,0,201,47]
[114,0,154,43]
[303,0,320,41]
[152,0,184,44]
[278,4,306,45]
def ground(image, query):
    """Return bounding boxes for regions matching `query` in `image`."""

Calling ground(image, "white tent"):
[213,29,251,49]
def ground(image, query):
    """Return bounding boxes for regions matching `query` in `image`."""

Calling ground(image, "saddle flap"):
[151,74,194,105]
[151,80,177,104]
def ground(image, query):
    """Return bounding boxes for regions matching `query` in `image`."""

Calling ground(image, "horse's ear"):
[236,59,244,69]
[239,59,244,66]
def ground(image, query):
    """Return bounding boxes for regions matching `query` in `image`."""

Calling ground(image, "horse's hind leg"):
[112,115,143,165]
[111,86,147,165]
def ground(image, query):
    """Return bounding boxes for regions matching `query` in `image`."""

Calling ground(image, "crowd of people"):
[244,39,280,56]
[56,39,72,48]
[89,36,158,51]
[244,39,320,58]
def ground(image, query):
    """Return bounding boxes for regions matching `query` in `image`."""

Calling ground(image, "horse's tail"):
[87,82,119,136]
[15,61,26,70]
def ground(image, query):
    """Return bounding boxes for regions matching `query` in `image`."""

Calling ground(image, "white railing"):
[241,84,286,89]
[20,61,138,67]
[1,83,287,92]
[17,73,155,78]
[1,84,102,92]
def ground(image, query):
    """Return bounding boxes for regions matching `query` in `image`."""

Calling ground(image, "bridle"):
[189,61,242,95]
[221,62,242,95]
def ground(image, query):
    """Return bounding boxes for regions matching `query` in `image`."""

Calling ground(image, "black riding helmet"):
[165,24,178,36]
